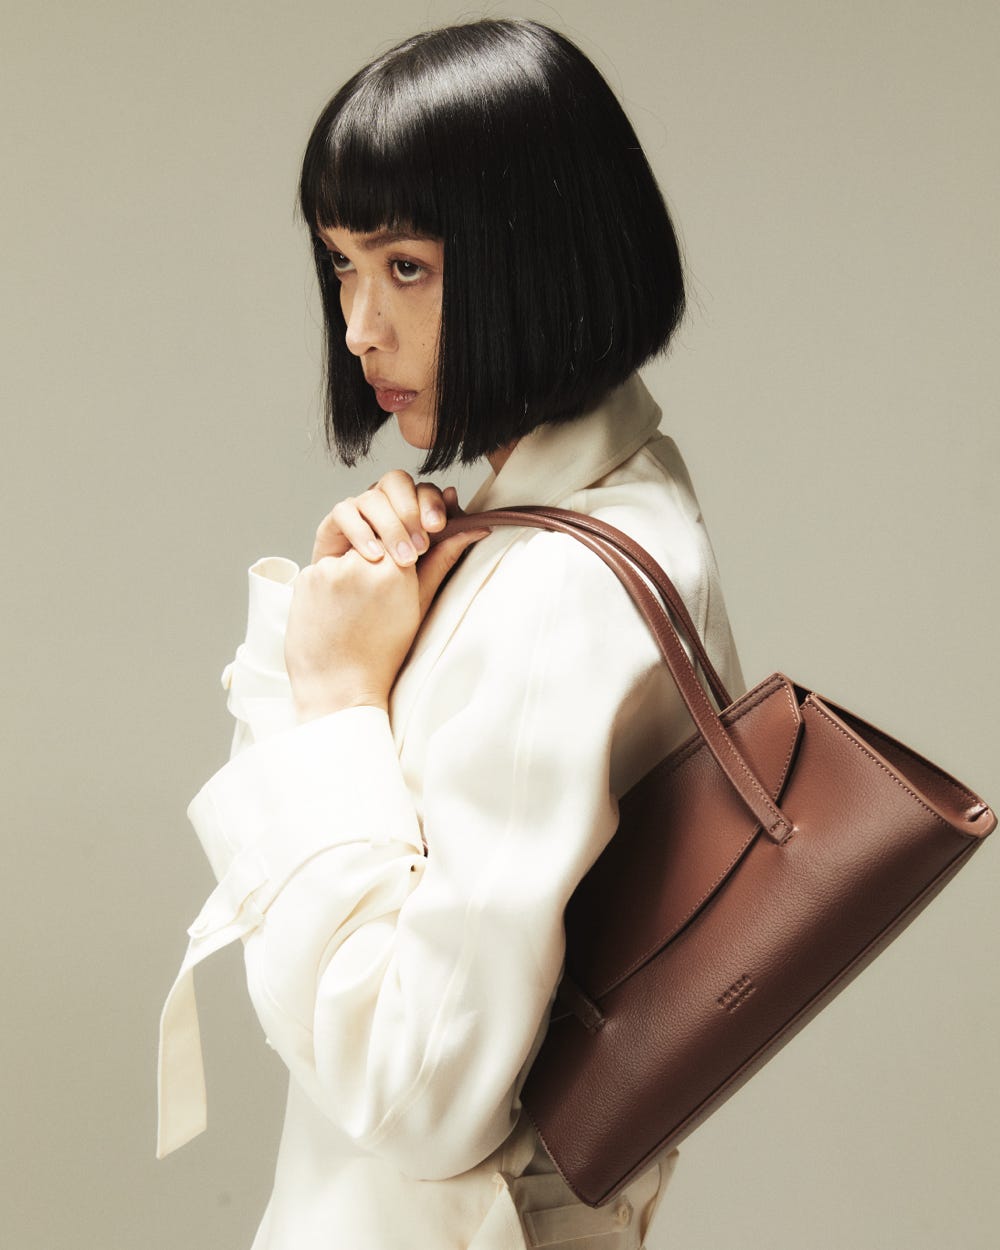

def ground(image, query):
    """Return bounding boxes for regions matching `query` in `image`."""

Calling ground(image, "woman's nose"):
[343,282,395,356]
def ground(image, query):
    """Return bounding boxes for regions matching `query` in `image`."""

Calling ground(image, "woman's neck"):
[487,439,519,474]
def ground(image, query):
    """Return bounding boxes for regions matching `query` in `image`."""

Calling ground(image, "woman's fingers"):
[373,470,441,558]
[311,471,455,566]
[312,508,354,563]
[416,481,448,532]
[313,499,383,564]
[358,487,426,565]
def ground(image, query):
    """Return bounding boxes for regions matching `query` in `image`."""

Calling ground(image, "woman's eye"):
[392,259,425,284]
[327,251,354,275]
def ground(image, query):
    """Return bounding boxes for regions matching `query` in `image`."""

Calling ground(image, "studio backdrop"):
[2,2,997,1248]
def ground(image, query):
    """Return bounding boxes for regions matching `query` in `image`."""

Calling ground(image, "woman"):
[158,18,744,1249]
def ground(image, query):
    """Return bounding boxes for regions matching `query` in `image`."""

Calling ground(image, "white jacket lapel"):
[389,373,664,749]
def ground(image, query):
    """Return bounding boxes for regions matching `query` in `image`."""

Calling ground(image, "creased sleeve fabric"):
[158,523,698,1176]
[222,556,300,756]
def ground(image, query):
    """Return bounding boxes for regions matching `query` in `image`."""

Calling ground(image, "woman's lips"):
[371,385,418,413]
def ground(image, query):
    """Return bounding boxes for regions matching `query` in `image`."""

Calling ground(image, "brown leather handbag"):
[444,505,996,1208]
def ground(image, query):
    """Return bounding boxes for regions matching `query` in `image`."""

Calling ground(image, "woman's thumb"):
[443,485,467,517]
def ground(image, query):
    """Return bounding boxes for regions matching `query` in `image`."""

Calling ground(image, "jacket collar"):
[389,374,662,754]
[465,373,662,513]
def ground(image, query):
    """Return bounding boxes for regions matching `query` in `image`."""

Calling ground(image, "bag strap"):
[499,505,732,709]
[442,506,794,844]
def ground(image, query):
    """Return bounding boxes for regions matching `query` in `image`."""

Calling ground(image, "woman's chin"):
[395,409,436,451]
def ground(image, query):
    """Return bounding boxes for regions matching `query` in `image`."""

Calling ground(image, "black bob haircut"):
[299,18,686,474]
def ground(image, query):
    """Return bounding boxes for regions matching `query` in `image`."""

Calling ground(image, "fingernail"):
[395,540,416,563]
[366,540,384,559]
[423,508,444,526]
[410,531,428,553]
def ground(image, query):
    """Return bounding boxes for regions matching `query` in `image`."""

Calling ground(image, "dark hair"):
[299,18,685,473]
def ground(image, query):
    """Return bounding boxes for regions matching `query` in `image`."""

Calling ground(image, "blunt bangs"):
[300,20,687,473]
[301,55,448,242]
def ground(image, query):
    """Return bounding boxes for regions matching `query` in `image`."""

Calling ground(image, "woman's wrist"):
[293,686,389,723]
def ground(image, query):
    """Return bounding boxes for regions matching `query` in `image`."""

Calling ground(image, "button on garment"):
[157,373,744,1248]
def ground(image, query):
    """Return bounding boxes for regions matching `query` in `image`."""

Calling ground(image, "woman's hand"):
[286,474,489,721]
[311,470,462,567]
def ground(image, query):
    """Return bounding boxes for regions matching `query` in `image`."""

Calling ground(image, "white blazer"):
[158,374,744,1249]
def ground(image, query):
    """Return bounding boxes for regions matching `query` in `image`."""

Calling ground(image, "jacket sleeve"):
[158,529,699,1177]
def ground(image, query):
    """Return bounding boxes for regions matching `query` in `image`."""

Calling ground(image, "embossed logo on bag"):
[717,973,756,1012]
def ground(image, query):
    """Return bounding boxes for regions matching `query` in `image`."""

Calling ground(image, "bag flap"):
[565,673,802,999]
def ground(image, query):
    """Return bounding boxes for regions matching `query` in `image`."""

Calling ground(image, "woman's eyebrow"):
[356,228,434,251]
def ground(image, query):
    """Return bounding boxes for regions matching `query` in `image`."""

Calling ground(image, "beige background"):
[3,2,997,1247]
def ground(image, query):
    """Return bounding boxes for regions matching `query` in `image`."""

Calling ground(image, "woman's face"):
[318,226,444,450]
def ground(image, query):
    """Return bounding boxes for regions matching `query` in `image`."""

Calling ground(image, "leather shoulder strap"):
[499,504,732,710]
[440,507,793,843]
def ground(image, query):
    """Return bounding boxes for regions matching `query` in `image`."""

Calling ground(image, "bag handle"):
[498,505,733,709]
[441,507,794,844]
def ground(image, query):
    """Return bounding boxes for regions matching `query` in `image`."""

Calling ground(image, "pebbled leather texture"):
[441,506,996,1208]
